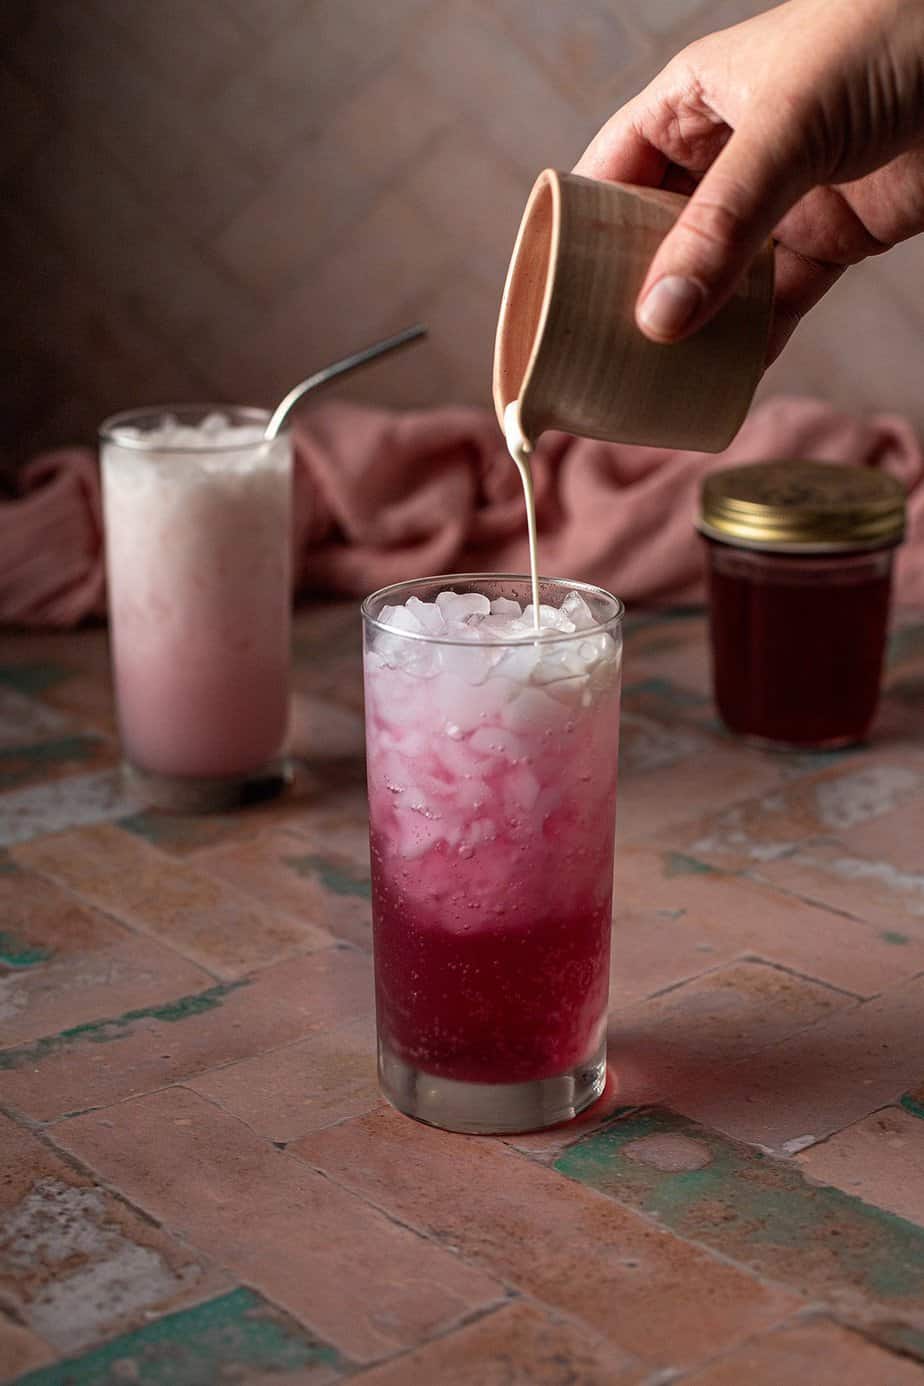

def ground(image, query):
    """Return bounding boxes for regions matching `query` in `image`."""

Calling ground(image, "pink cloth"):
[3,396,924,628]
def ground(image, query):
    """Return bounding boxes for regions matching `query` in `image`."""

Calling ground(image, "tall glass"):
[362,574,623,1134]
[100,406,292,812]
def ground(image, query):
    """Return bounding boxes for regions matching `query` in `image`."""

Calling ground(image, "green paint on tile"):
[778,745,860,772]
[623,678,709,708]
[663,852,717,878]
[119,811,230,853]
[0,663,72,697]
[629,635,686,655]
[0,736,101,765]
[887,623,924,668]
[900,1092,924,1121]
[555,1109,924,1306]
[11,1286,347,1386]
[0,849,20,874]
[702,716,727,735]
[284,853,370,899]
[145,987,249,1023]
[0,736,103,789]
[0,980,248,1070]
[881,930,911,946]
[624,605,703,636]
[0,930,52,968]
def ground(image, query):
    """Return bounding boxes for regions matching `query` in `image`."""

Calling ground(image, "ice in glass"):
[101,407,292,810]
[362,576,623,1133]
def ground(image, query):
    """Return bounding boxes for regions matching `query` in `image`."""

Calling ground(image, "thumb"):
[636,121,811,342]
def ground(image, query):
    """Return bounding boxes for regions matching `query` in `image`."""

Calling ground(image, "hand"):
[575,0,924,361]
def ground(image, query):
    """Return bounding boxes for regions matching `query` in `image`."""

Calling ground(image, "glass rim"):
[361,572,624,648]
[99,404,289,453]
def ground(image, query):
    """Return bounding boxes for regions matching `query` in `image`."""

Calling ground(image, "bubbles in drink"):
[365,584,622,1085]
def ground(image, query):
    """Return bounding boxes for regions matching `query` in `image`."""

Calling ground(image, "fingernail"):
[638,276,704,338]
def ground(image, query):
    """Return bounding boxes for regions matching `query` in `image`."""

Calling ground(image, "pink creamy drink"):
[363,576,623,1133]
[101,408,292,798]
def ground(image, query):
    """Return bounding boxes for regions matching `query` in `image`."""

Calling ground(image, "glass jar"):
[697,460,906,750]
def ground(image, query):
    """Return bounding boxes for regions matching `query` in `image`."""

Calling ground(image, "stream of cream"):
[503,401,541,631]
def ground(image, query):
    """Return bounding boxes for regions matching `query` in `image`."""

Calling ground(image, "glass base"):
[378,1039,607,1135]
[123,758,292,814]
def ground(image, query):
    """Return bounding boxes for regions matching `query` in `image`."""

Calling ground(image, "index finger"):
[574,105,668,186]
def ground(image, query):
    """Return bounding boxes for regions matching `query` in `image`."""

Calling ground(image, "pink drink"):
[363,578,622,1132]
[101,409,291,793]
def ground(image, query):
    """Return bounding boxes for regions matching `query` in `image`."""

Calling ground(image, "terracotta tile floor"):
[2,603,924,1385]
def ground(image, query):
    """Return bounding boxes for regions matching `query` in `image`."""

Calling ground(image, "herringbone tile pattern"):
[3,0,924,471]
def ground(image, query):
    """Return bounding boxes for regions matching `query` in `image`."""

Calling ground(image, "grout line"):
[38,1094,924,1379]
[177,1081,279,1148]
[744,866,906,930]
[655,1306,848,1384]
[287,1151,515,1295]
[347,1296,517,1378]
[10,834,362,994]
[837,1316,924,1369]
[783,1100,911,1162]
[639,955,748,1001]
[737,954,869,1002]
[29,1120,181,1237]
[289,1109,830,1313]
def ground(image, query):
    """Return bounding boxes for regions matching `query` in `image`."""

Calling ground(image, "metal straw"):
[264,324,428,440]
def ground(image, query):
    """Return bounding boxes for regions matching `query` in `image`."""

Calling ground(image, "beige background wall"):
[4,0,924,472]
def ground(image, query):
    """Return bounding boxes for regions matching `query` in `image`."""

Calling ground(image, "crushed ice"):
[377,590,599,642]
[108,412,267,450]
[366,590,621,861]
[370,589,617,686]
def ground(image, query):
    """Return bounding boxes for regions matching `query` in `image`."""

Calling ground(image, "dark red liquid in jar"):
[705,538,895,748]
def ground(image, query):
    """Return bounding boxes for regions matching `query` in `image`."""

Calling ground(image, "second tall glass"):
[362,574,623,1134]
[101,406,292,812]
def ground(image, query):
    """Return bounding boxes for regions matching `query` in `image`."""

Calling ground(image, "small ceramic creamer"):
[493,169,774,454]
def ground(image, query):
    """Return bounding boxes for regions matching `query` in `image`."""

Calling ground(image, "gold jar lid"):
[698,460,906,553]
